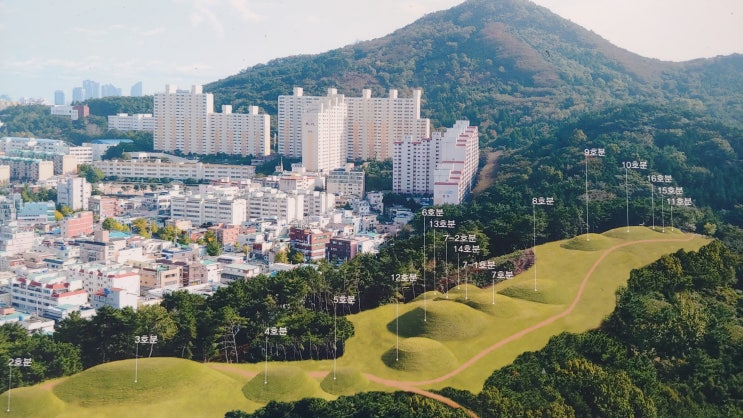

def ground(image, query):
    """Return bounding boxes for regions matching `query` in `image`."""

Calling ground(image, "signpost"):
[134,334,158,383]
[392,273,417,361]
[621,160,647,232]
[332,294,355,379]
[532,197,555,292]
[648,174,673,231]
[263,326,288,384]
[583,148,606,240]
[7,357,32,413]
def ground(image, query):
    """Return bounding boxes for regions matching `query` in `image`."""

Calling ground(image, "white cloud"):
[229,0,264,22]
[143,27,166,36]
[190,0,225,39]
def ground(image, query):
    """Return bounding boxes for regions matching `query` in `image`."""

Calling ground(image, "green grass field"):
[2,227,708,417]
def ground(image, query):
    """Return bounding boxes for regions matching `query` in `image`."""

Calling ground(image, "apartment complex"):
[93,159,255,181]
[108,113,155,131]
[393,134,441,194]
[0,156,53,182]
[433,121,479,205]
[153,84,269,157]
[278,87,430,170]
[393,121,479,205]
[170,194,247,226]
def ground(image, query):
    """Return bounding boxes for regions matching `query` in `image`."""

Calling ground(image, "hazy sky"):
[1,0,741,102]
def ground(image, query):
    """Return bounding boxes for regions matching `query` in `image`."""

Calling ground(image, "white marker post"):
[263,326,288,384]
[583,148,607,240]
[7,357,32,413]
[332,294,355,380]
[622,160,647,232]
[532,197,555,292]
[392,274,415,361]
[134,335,158,383]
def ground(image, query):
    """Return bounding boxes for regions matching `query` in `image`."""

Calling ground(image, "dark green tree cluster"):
[227,391,470,418]
[363,159,393,191]
[0,324,82,389]
[19,185,56,203]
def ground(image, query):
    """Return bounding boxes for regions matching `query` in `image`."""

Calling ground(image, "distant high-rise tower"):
[101,84,121,98]
[130,81,143,97]
[82,80,100,99]
[72,87,85,103]
[54,90,65,105]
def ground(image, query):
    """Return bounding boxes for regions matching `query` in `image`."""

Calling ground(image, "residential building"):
[289,227,330,261]
[131,81,143,97]
[0,165,9,185]
[0,222,34,256]
[327,237,358,262]
[93,159,255,181]
[88,139,134,160]
[88,196,120,219]
[153,84,269,157]
[278,87,430,163]
[72,87,85,103]
[50,105,88,120]
[327,165,365,197]
[101,84,121,97]
[54,90,65,105]
[301,90,347,172]
[170,194,247,226]
[10,273,88,319]
[61,211,94,238]
[188,259,221,285]
[393,133,441,194]
[108,113,155,132]
[57,176,92,210]
[433,121,479,205]
[244,188,301,224]
[0,156,53,181]
[68,146,93,164]
[0,196,16,225]
[67,262,140,310]
[16,201,55,225]
[139,263,181,290]
[82,80,100,99]
[220,263,261,283]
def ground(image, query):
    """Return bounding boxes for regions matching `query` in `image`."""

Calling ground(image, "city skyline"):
[1,0,742,102]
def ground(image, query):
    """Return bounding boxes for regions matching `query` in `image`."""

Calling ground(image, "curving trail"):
[360,235,696,416]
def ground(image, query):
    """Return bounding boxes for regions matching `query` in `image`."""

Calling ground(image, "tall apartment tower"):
[278,87,323,158]
[301,91,347,172]
[393,121,478,205]
[433,121,479,205]
[72,87,85,103]
[392,133,441,194]
[57,176,92,210]
[54,90,65,105]
[82,80,100,99]
[278,87,430,170]
[130,81,143,97]
[101,84,121,97]
[346,88,429,161]
[154,84,269,157]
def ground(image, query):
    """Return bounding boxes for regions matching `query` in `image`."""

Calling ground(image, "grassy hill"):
[3,227,708,416]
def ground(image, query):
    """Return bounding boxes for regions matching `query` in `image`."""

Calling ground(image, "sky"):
[1,0,741,102]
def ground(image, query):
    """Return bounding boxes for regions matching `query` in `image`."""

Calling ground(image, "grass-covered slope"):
[2,227,708,416]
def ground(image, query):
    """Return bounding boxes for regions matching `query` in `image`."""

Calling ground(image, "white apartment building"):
[346,88,430,161]
[393,133,441,194]
[302,91,347,172]
[434,121,480,205]
[50,105,81,120]
[0,222,35,256]
[297,190,336,217]
[93,159,255,181]
[67,262,141,299]
[393,121,479,205]
[327,166,365,197]
[279,88,430,164]
[69,146,93,164]
[154,84,269,157]
[108,113,155,131]
[10,273,88,318]
[245,188,301,224]
[57,176,92,210]
[170,194,247,226]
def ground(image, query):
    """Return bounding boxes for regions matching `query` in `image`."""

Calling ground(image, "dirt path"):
[472,150,503,195]
[358,235,695,416]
